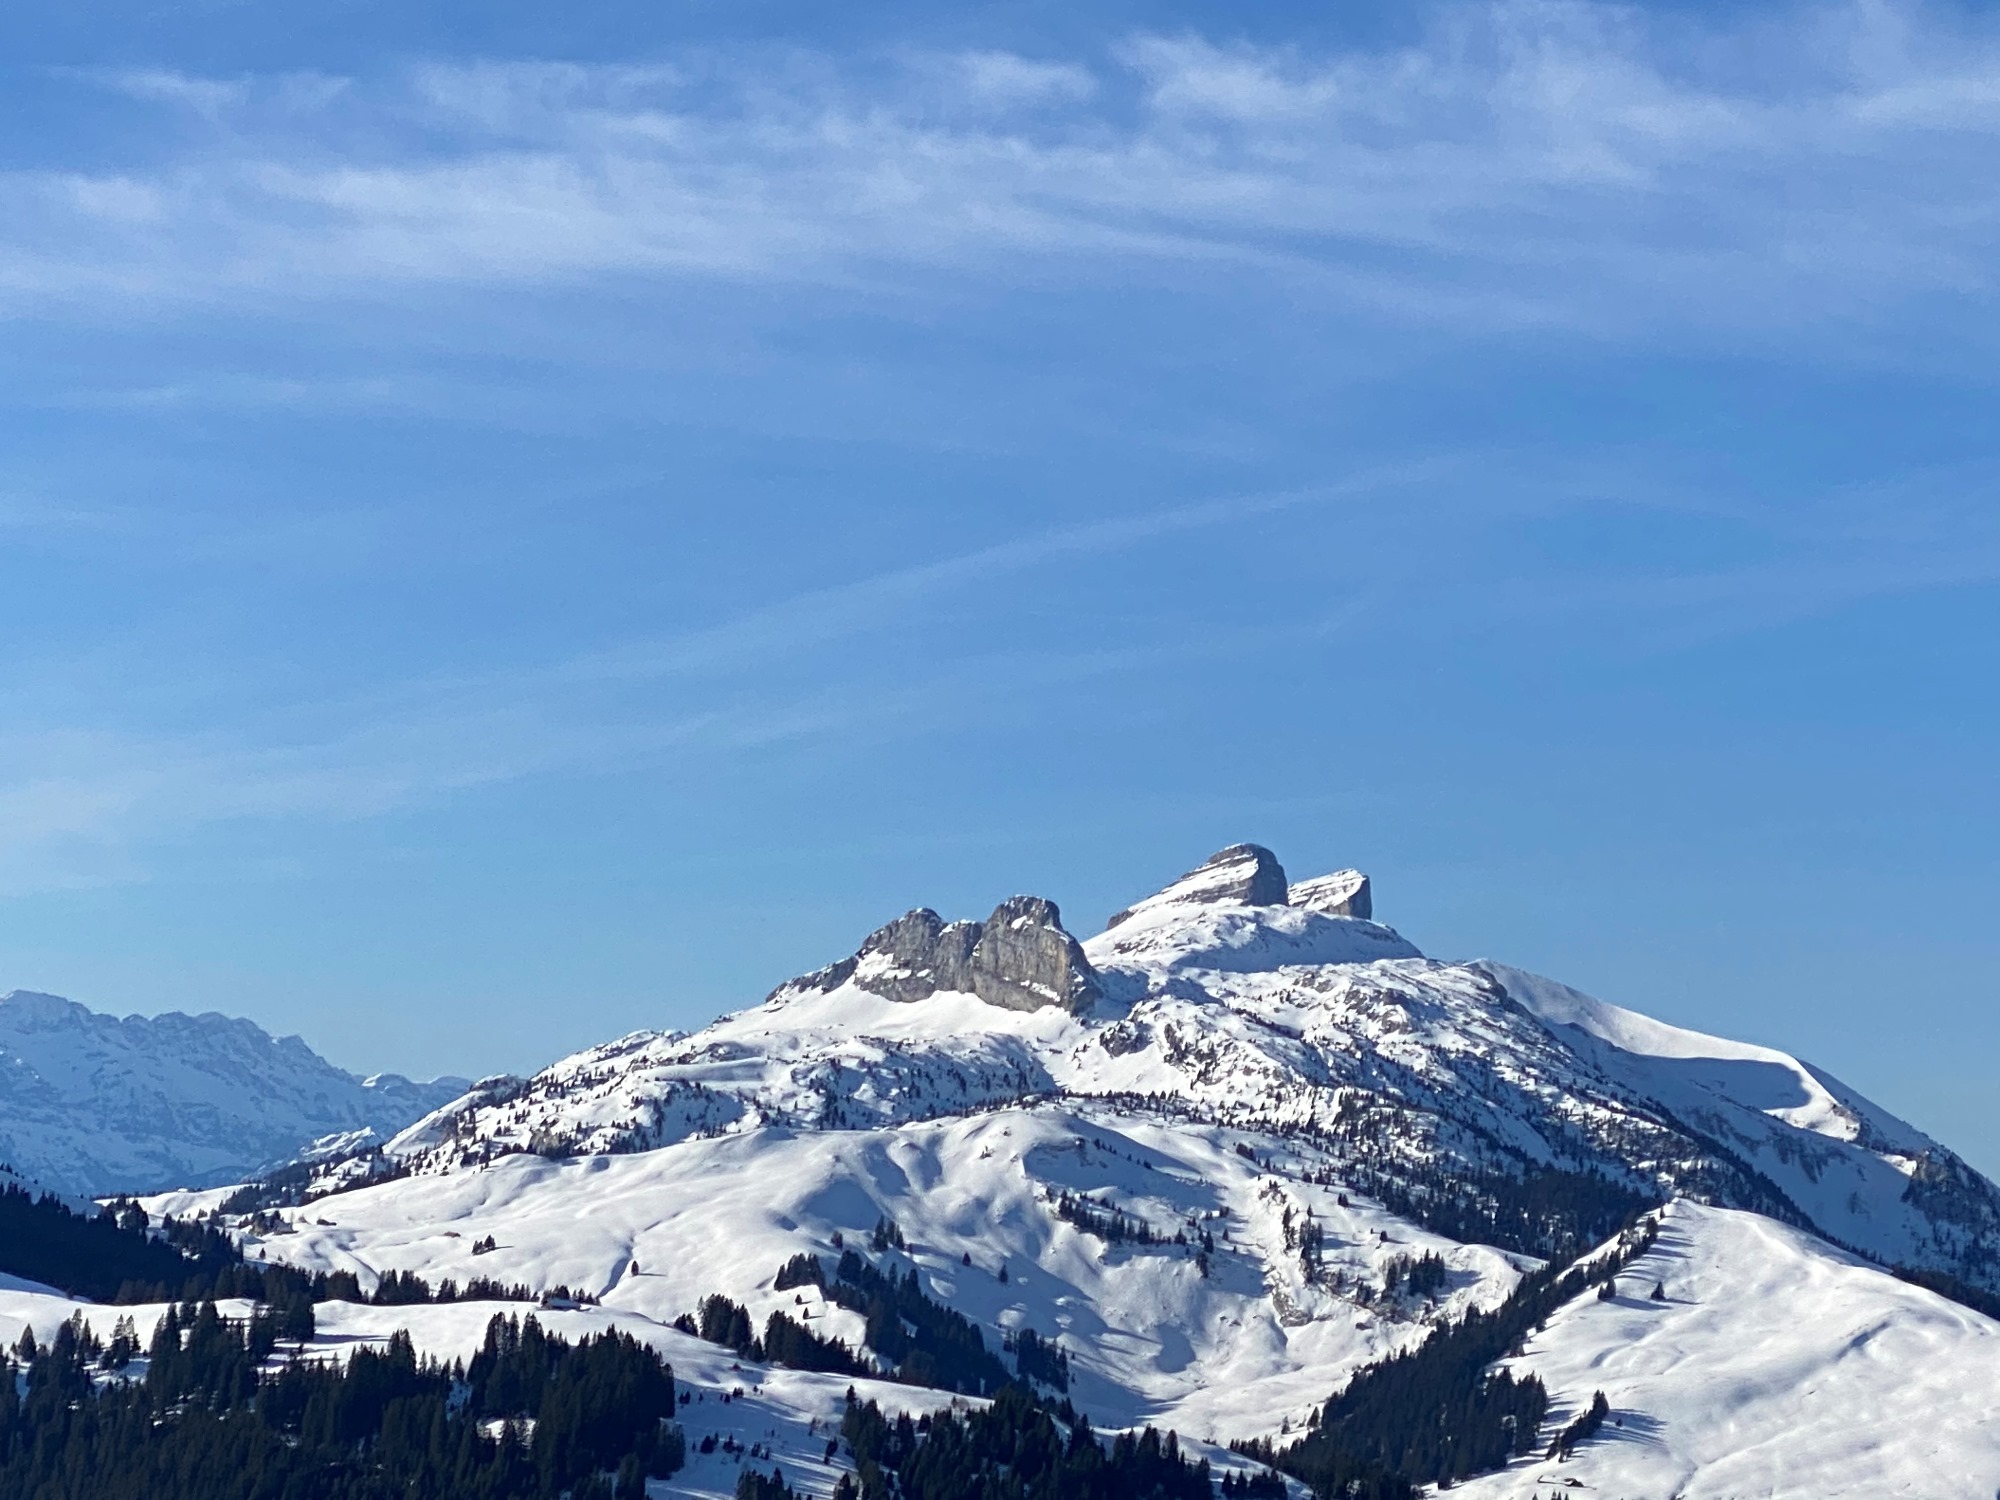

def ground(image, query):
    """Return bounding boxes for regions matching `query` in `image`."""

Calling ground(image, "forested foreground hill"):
[0,1180,1677,1499]
[0,1266,1254,1500]
[0,1185,1277,1499]
[0,1305,684,1500]
[10,1166,2000,1498]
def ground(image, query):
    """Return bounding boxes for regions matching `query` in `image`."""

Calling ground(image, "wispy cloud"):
[3,439,1997,898]
[552,463,1455,686]
[3,1,1999,344]
[8,437,1994,897]
[0,467,1423,892]
[5,1,2000,900]
[94,68,250,120]
[88,66,352,120]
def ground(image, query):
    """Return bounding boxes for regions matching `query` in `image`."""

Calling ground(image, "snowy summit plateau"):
[5,843,1999,1499]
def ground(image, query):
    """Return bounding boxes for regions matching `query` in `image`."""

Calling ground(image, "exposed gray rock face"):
[932,919,985,993]
[783,955,858,997]
[774,844,1379,1012]
[854,909,957,1004]
[777,897,1101,1014]
[967,896,1102,1013]
[1289,869,1373,920]
[1106,842,1290,928]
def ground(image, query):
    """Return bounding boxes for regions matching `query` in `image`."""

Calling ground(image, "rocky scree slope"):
[0,989,468,1197]
[367,844,2000,1291]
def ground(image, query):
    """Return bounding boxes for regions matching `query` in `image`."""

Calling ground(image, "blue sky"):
[2,1,1998,1172]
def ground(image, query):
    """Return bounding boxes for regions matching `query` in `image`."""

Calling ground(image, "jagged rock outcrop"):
[1290,869,1373,920]
[780,843,1378,1015]
[779,897,1101,1014]
[965,896,1102,1013]
[850,909,976,1004]
[1107,842,1290,928]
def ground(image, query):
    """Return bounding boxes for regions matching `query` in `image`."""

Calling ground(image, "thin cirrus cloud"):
[4,445,1994,897]
[0,478,1341,893]
[4,0,2000,901]
[0,463,1429,888]
[0,2,1994,342]
[0,634,1237,900]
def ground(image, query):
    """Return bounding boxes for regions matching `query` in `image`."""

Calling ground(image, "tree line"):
[697,1249,1076,1398]
[0,1185,588,1316]
[0,1302,684,1500]
[823,1385,1216,1500]
[1243,1215,1661,1496]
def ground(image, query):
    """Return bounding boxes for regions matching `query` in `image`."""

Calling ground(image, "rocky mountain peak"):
[1289,868,1373,920]
[967,895,1101,1013]
[1,989,96,1028]
[1106,842,1290,928]
[774,894,1102,1014]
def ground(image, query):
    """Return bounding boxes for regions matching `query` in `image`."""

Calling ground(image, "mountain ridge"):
[278,843,1999,1295]
[0,987,468,1198]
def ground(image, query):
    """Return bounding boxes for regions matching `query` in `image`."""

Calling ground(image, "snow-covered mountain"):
[0,988,468,1197]
[120,843,2000,1496]
[363,843,1999,1292]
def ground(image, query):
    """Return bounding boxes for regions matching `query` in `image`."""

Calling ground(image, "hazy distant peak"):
[0,987,466,1197]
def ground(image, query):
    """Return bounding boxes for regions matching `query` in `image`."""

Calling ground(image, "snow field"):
[238,1105,1517,1441]
[1453,1201,2000,1500]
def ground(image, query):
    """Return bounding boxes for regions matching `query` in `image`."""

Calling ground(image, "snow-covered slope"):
[20,1203,2000,1499]
[1477,962,2000,1279]
[0,988,468,1197]
[1452,1199,2000,1499]
[237,1103,1524,1442]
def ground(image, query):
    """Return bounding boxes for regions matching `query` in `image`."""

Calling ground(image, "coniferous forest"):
[0,1186,245,1302]
[1254,1215,1660,1495]
[0,1305,684,1500]
[0,1186,592,1314]
[824,1250,1013,1395]
[828,1385,1216,1500]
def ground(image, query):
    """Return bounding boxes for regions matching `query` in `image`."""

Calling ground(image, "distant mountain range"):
[0,988,465,1197]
